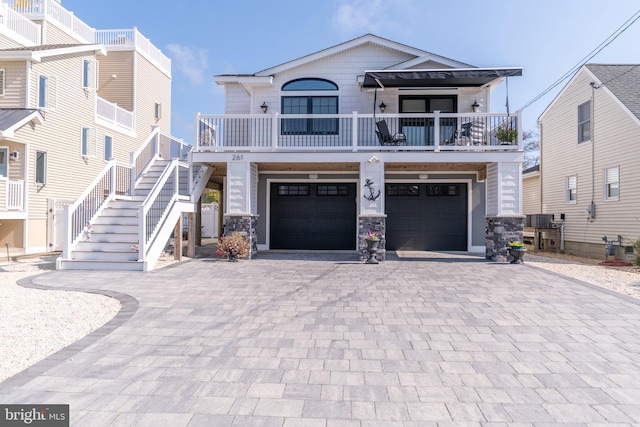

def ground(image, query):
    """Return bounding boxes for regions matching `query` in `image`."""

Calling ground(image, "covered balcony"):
[195,111,522,153]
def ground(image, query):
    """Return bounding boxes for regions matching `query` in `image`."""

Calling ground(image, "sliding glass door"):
[400,95,457,146]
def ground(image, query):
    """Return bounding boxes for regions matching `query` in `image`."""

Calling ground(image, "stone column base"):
[485,215,525,262]
[223,214,259,259]
[359,215,386,261]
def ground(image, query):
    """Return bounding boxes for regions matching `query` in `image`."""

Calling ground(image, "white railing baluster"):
[352,112,358,152]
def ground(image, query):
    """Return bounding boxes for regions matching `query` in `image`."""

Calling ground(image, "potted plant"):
[507,241,526,264]
[216,231,250,261]
[364,231,382,264]
[495,125,518,144]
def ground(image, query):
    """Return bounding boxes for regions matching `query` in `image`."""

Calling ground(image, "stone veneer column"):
[359,215,386,261]
[223,214,258,259]
[485,215,525,262]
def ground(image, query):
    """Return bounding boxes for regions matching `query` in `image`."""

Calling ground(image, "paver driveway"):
[2,252,640,426]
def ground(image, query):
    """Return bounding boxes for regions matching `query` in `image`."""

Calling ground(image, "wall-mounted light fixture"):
[378,102,386,113]
[309,173,318,180]
[471,100,480,113]
[419,173,429,180]
[260,102,268,114]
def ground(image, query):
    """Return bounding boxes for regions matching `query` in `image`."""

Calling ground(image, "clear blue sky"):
[63,0,640,144]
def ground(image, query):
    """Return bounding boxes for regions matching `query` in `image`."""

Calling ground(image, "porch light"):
[378,102,386,113]
[260,102,268,113]
[471,100,480,112]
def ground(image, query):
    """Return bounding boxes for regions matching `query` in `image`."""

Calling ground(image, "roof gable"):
[586,64,640,121]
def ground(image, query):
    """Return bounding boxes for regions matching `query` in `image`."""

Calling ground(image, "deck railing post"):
[434,111,441,152]
[516,109,523,150]
[352,112,358,152]
[272,113,279,151]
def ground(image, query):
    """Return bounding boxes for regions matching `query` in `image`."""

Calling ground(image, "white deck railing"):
[95,28,171,76]
[6,179,24,210]
[96,96,134,131]
[195,111,523,153]
[0,3,41,45]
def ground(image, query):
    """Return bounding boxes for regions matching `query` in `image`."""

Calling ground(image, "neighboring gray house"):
[194,34,525,261]
[538,63,640,259]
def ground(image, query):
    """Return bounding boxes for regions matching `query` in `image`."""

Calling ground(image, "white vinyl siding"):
[604,167,619,201]
[566,175,577,204]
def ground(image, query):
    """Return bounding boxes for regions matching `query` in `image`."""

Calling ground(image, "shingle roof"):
[0,109,43,137]
[586,64,640,120]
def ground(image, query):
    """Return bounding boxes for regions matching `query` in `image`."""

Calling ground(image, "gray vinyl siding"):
[0,61,27,107]
[522,174,540,214]
[540,68,640,245]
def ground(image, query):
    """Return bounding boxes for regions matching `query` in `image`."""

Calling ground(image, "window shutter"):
[0,69,5,96]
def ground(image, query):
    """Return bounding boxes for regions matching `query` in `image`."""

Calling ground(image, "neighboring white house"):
[0,0,194,267]
[538,63,640,260]
[522,165,540,215]
[194,34,524,261]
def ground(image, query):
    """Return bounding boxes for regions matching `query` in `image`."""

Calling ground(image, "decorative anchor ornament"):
[363,179,381,201]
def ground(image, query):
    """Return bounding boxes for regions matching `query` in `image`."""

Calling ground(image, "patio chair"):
[376,120,406,146]
[455,121,485,145]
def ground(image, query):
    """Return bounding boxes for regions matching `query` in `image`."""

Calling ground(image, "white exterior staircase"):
[56,129,212,271]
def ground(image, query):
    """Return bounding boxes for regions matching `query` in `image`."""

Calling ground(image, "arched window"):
[281,78,338,135]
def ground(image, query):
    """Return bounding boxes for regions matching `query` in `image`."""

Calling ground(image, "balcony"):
[195,112,522,153]
[0,3,41,45]
[96,96,134,132]
[1,179,23,212]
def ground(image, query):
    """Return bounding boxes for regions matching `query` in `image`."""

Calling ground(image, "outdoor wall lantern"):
[261,102,268,113]
[378,102,386,113]
[471,100,480,113]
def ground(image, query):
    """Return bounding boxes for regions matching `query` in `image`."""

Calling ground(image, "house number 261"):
[232,154,244,161]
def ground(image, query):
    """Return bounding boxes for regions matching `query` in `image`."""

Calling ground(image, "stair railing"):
[130,127,161,194]
[138,159,190,261]
[63,160,132,258]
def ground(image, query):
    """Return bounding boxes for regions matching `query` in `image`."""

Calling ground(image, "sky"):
[63,0,640,144]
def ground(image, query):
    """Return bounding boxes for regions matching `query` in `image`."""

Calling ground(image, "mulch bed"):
[599,259,634,267]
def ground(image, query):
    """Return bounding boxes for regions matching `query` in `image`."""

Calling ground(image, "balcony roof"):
[362,67,523,89]
[0,109,44,139]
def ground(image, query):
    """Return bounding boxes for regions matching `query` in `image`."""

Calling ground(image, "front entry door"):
[399,95,457,146]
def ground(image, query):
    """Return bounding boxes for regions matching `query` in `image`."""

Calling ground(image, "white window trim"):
[604,166,619,202]
[82,59,98,91]
[38,74,57,110]
[104,134,113,162]
[577,100,591,144]
[35,150,47,185]
[81,127,97,158]
[566,175,577,204]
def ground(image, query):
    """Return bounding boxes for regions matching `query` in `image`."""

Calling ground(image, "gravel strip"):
[1,250,639,383]
[0,255,121,382]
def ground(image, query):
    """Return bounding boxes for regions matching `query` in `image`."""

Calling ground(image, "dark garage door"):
[270,183,356,250]
[386,183,467,251]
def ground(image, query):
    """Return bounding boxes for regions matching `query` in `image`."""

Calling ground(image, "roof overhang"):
[0,109,44,140]
[0,44,107,62]
[362,67,523,89]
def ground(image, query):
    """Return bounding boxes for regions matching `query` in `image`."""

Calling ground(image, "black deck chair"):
[376,120,406,146]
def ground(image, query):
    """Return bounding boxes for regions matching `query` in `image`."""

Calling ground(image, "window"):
[35,151,47,184]
[278,185,309,196]
[426,184,459,197]
[387,184,419,196]
[81,127,96,157]
[566,175,577,203]
[578,101,590,143]
[154,103,162,121]
[317,184,349,196]
[0,147,7,178]
[604,167,619,201]
[104,135,113,161]
[82,59,97,90]
[281,78,338,135]
[38,74,56,109]
[0,69,5,97]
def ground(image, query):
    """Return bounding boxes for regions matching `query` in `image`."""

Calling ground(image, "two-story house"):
[538,63,640,260]
[0,0,180,261]
[194,34,524,261]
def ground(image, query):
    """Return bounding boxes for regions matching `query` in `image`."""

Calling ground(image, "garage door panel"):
[386,183,467,251]
[270,183,356,250]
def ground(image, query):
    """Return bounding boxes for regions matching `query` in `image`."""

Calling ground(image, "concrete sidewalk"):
[2,251,640,426]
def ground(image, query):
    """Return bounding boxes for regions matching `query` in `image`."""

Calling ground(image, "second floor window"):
[281,78,338,135]
[35,151,47,184]
[104,135,113,161]
[81,127,96,157]
[578,101,590,143]
[38,74,56,109]
[82,59,97,90]
[566,175,577,203]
